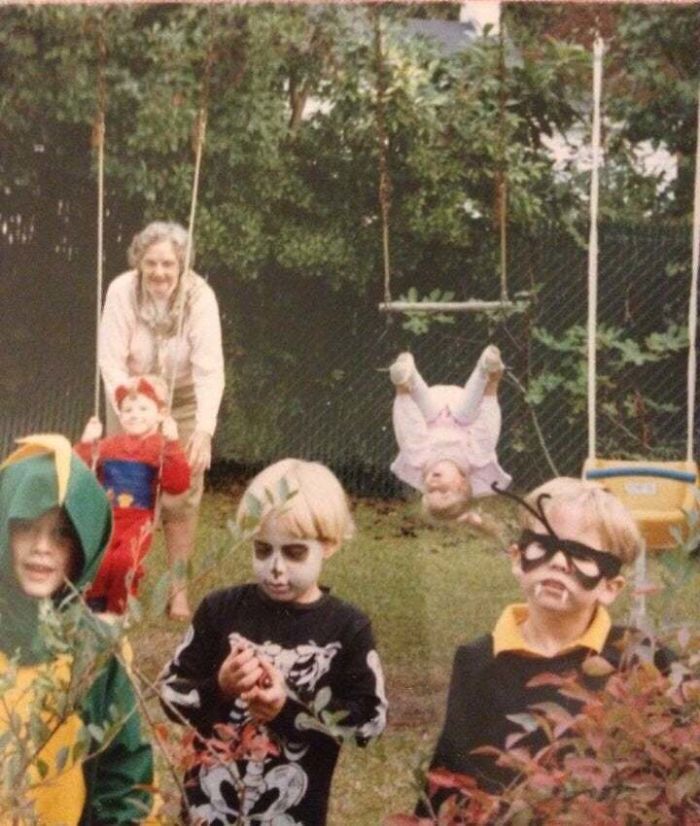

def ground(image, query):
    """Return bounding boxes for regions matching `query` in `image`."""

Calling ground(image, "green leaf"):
[87,723,104,743]
[245,493,262,521]
[149,570,173,617]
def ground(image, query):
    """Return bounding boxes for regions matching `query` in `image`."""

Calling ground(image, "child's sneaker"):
[479,345,504,374]
[390,352,416,387]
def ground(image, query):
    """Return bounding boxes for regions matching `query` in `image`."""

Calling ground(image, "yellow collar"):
[493,603,611,657]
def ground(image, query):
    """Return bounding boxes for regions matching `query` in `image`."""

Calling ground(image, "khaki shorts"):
[105,382,204,522]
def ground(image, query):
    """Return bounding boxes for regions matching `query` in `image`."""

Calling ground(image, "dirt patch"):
[132,625,184,683]
[385,664,449,730]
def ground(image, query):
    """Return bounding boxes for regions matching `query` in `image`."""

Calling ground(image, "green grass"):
[132,489,699,825]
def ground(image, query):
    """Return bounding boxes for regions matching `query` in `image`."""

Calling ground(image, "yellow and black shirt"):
[419,602,670,815]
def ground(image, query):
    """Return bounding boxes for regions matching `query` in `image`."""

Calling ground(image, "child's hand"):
[161,415,179,441]
[457,509,504,542]
[457,510,483,528]
[241,658,286,723]
[217,645,265,701]
[81,416,103,443]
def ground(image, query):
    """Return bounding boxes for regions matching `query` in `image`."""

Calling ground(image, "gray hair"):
[127,221,194,273]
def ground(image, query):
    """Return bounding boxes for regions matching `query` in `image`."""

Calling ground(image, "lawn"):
[133,484,699,825]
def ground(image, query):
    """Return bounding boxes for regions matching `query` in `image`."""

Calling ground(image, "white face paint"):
[252,518,328,605]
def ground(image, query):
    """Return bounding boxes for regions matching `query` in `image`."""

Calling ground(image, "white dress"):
[391,385,511,496]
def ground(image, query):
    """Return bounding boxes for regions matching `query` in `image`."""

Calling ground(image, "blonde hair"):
[521,477,642,565]
[236,459,355,546]
[128,221,193,273]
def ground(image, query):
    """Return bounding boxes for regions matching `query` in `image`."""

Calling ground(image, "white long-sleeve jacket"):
[99,271,225,436]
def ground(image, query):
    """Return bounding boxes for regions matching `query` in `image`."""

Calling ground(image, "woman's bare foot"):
[168,588,192,622]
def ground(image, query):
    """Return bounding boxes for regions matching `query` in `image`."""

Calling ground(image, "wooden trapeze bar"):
[378,299,522,314]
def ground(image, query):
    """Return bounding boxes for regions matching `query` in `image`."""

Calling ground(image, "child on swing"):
[74,374,190,613]
[389,345,511,523]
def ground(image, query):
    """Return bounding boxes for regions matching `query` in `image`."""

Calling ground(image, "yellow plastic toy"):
[582,459,698,550]
[582,45,699,552]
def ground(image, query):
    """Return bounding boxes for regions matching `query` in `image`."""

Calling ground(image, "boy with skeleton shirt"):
[159,459,387,825]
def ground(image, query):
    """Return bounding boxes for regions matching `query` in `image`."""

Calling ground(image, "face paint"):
[534,580,570,606]
[252,518,327,604]
[492,483,621,591]
[517,529,621,590]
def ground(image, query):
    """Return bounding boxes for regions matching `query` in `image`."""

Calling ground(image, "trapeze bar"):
[378,300,518,314]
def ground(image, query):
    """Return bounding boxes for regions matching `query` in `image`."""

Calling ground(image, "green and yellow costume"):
[0,435,154,825]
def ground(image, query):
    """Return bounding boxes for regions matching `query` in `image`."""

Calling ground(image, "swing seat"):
[582,458,698,550]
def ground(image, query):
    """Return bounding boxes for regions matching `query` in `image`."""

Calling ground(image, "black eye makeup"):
[254,541,273,560]
[517,529,621,590]
[253,541,310,562]
[491,483,621,590]
[280,544,310,562]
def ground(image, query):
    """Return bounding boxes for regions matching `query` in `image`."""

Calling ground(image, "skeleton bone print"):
[190,638,341,824]
[159,585,388,826]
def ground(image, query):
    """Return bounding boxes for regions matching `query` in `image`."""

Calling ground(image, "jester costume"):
[74,432,190,613]
[0,435,154,824]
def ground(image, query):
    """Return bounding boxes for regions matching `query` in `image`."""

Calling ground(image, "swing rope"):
[152,31,213,536]
[373,8,393,307]
[497,21,509,303]
[376,15,517,316]
[686,83,700,462]
[166,104,208,417]
[586,37,603,461]
[93,19,107,420]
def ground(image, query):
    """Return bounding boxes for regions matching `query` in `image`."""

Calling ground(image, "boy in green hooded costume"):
[0,434,154,824]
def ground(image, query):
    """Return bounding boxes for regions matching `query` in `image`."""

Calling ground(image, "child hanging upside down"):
[389,345,511,522]
[74,375,190,613]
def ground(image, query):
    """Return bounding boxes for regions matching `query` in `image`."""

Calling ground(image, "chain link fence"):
[2,221,694,498]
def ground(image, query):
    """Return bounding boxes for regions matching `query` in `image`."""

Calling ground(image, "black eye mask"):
[516,528,621,589]
[491,483,622,590]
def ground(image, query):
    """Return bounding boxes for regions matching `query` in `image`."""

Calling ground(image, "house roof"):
[403,19,479,57]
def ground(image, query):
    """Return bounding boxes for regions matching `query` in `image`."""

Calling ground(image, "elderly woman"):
[99,221,224,620]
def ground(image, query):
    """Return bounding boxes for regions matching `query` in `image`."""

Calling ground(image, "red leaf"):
[427,767,479,793]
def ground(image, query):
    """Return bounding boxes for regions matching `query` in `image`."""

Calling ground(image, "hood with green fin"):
[0,434,112,661]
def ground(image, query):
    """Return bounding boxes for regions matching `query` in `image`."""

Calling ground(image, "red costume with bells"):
[75,384,190,612]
